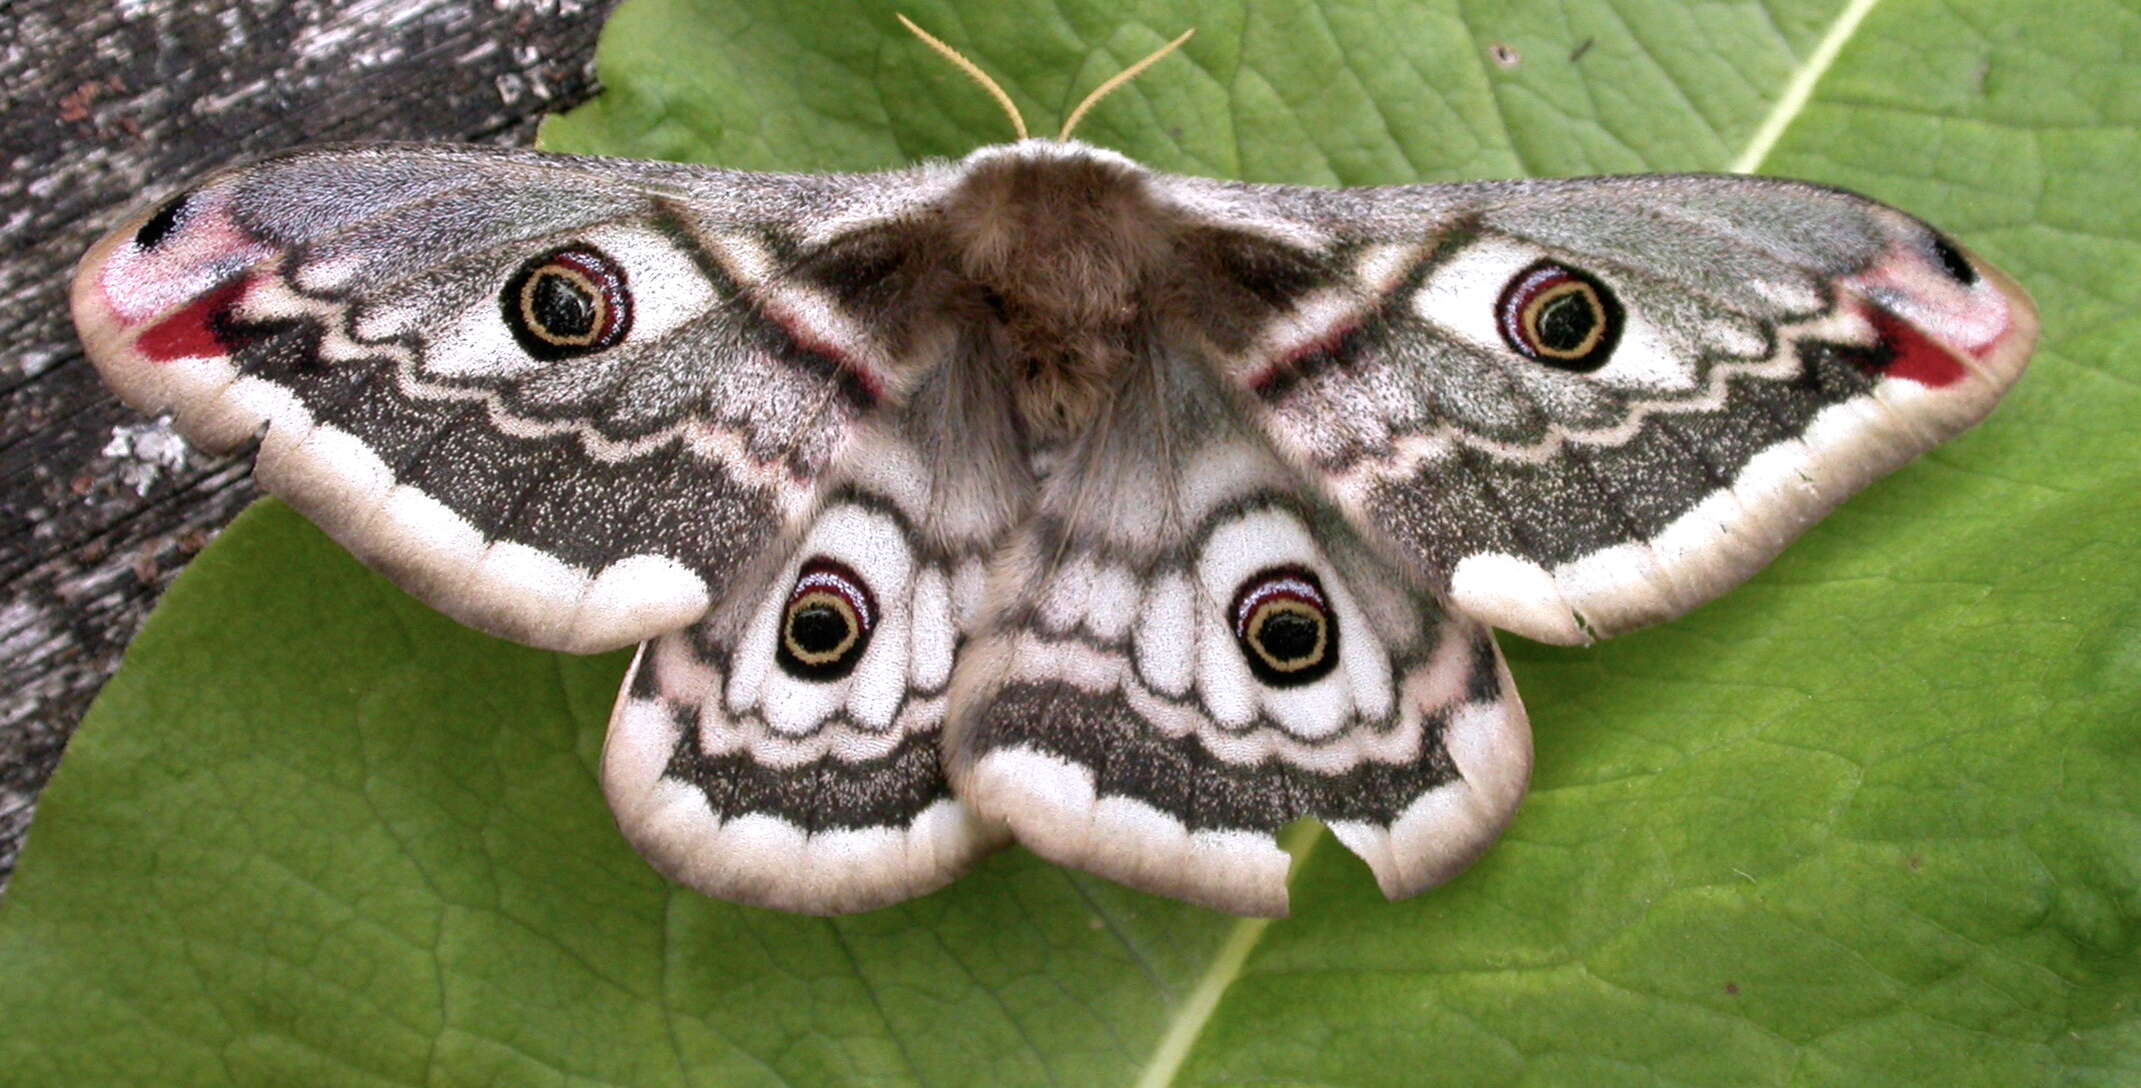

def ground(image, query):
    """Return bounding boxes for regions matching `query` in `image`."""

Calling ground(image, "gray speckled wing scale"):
[948,355,1528,916]
[72,144,959,653]
[603,366,1030,914]
[74,135,2038,917]
[1161,173,2038,643]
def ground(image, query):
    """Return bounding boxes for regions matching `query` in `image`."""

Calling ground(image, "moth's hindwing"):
[601,500,1001,914]
[602,370,1030,914]
[1166,173,2039,643]
[947,356,1530,916]
[71,145,949,653]
[75,138,2040,917]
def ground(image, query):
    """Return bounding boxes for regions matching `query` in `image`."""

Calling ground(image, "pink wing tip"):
[77,188,270,335]
[1845,233,2037,390]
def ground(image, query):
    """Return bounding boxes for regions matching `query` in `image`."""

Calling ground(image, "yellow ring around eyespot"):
[519,265,606,347]
[1246,599,1328,672]
[782,591,860,666]
[1521,280,1606,359]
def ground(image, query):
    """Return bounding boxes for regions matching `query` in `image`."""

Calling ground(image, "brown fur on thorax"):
[937,148,1179,438]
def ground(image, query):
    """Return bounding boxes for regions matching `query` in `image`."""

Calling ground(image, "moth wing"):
[72,144,955,653]
[603,368,1028,914]
[1159,173,2038,643]
[948,356,1528,916]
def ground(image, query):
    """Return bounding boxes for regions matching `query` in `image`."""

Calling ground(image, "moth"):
[70,27,2037,917]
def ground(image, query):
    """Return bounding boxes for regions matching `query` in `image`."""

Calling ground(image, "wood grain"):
[0,0,614,891]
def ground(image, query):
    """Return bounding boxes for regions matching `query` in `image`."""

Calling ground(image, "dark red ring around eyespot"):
[544,249,627,340]
[1231,570,1326,640]
[1495,259,1622,370]
[775,557,877,681]
[1229,565,1339,688]
[501,243,632,360]
[789,558,875,631]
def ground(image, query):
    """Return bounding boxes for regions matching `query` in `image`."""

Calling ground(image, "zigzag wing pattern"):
[949,352,1528,916]
[1165,174,2038,642]
[72,144,958,652]
[74,139,2038,916]
[603,364,1031,914]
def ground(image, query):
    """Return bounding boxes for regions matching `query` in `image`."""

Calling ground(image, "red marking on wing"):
[1867,308,1966,389]
[1250,322,1361,396]
[136,278,248,363]
[763,307,883,403]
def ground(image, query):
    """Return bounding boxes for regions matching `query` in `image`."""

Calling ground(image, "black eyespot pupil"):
[135,194,189,250]
[501,244,631,360]
[788,604,850,654]
[1497,260,1622,371]
[529,273,597,338]
[1931,235,1977,285]
[1230,567,1340,688]
[774,558,876,681]
[1257,612,1320,662]
[1534,291,1596,352]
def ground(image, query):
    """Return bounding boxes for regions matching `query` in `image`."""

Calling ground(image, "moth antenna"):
[1058,29,1195,141]
[897,14,1029,141]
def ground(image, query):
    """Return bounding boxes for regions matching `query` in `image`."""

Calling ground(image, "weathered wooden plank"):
[0,0,614,891]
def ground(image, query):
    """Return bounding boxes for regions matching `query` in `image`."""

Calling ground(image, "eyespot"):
[134,193,191,250]
[1230,566,1339,687]
[1496,260,1622,370]
[501,244,631,360]
[776,558,877,681]
[1929,234,1978,285]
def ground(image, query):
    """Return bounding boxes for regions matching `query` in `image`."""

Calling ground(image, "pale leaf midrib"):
[1730,0,1885,173]
[1129,823,1321,1088]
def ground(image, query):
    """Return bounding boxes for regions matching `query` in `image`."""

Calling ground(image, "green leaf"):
[6,0,2137,1083]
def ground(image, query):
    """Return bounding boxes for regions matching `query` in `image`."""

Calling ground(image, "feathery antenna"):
[897,14,1029,141]
[898,17,1194,142]
[1059,29,1194,140]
